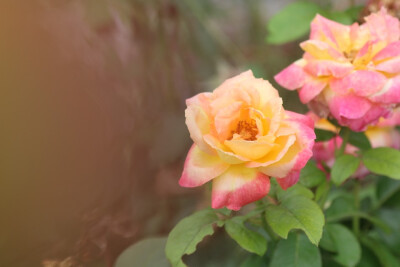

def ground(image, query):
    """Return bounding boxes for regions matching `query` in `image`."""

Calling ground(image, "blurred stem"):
[353,180,360,236]
[337,127,350,156]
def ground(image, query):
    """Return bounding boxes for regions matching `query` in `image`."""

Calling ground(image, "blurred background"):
[0,0,385,266]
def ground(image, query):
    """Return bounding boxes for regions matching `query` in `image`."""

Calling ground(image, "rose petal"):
[179,145,230,187]
[185,105,215,155]
[329,94,372,120]
[186,92,212,114]
[375,56,400,73]
[299,79,327,103]
[300,40,343,60]
[285,110,315,129]
[371,76,400,104]
[204,134,248,164]
[276,171,301,190]
[246,134,296,168]
[373,41,400,61]
[224,135,276,160]
[337,104,390,131]
[304,60,353,78]
[261,114,315,178]
[214,101,243,140]
[274,62,306,90]
[329,70,387,96]
[310,14,351,52]
[365,7,400,43]
[211,165,270,210]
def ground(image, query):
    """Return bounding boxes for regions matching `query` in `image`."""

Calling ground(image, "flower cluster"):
[275,8,400,131]
[179,71,315,210]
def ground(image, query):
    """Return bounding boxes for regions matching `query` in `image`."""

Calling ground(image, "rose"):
[179,70,315,210]
[275,8,400,131]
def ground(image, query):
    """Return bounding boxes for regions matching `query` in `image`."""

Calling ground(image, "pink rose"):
[275,8,400,131]
[180,71,315,210]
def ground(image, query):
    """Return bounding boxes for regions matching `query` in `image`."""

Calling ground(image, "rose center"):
[344,49,358,63]
[230,119,258,141]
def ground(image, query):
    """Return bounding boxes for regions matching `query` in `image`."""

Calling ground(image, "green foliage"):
[270,232,322,267]
[266,2,362,45]
[165,209,222,267]
[265,185,324,245]
[225,217,267,256]
[377,208,400,250]
[341,130,372,150]
[376,177,400,209]
[323,6,363,25]
[320,224,361,267]
[266,1,322,44]
[115,237,169,267]
[360,235,400,267]
[362,148,400,180]
[299,160,326,188]
[324,10,353,25]
[315,129,336,142]
[276,183,314,201]
[240,254,268,267]
[331,154,360,186]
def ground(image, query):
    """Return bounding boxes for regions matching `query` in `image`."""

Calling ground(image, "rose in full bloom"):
[275,8,400,131]
[179,71,315,210]
[311,111,400,178]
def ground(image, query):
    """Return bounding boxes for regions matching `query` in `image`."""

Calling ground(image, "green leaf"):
[331,154,360,185]
[215,207,232,217]
[377,208,400,250]
[320,224,361,267]
[376,176,400,208]
[345,6,363,21]
[115,237,169,267]
[324,10,353,25]
[240,254,268,267]
[165,209,220,267]
[277,183,314,201]
[266,1,322,44]
[315,129,336,142]
[357,245,381,267]
[270,232,322,267]
[339,130,372,150]
[265,195,324,245]
[225,217,267,256]
[299,160,326,188]
[362,148,400,179]
[315,181,330,205]
[360,235,400,267]
[325,193,355,219]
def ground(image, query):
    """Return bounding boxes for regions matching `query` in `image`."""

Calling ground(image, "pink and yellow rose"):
[275,8,400,131]
[179,71,315,210]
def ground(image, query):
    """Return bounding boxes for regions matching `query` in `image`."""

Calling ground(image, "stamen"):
[344,50,358,63]
[230,119,258,141]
